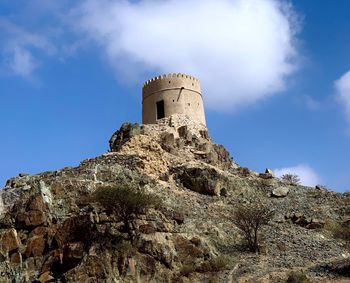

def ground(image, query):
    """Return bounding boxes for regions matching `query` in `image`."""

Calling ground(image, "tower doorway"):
[156,100,165,120]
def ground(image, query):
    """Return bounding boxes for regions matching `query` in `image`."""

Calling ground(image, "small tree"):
[232,203,273,252]
[93,185,161,244]
[281,174,300,185]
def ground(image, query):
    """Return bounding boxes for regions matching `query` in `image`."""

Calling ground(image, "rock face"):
[0,114,349,283]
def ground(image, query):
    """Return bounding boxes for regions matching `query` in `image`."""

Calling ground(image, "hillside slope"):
[0,115,349,282]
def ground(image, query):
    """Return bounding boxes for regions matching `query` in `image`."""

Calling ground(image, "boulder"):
[174,236,203,264]
[172,166,227,196]
[259,173,274,179]
[139,239,174,268]
[10,252,22,266]
[271,187,289,197]
[306,219,325,229]
[24,210,47,227]
[0,229,20,253]
[38,271,55,283]
[172,212,185,224]
[109,123,141,151]
[289,213,309,227]
[25,235,46,257]
[315,185,327,191]
[19,172,29,177]
[265,168,275,177]
[65,242,84,260]
[205,144,232,169]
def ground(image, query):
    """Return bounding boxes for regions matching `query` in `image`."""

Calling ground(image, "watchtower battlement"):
[143,73,200,96]
[142,73,206,125]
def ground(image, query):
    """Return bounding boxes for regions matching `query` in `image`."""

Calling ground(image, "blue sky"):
[0,0,350,191]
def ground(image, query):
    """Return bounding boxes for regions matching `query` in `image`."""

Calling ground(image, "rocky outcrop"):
[109,114,234,171]
[171,166,228,196]
[0,114,348,283]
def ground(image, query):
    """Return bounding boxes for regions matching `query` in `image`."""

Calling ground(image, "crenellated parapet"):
[142,73,201,99]
[143,73,199,87]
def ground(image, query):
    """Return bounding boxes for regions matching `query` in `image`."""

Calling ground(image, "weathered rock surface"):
[0,114,348,283]
[271,187,290,197]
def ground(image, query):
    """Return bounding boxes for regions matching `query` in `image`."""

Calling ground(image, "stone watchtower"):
[142,73,206,125]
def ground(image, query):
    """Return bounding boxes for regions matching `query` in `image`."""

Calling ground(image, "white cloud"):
[9,46,37,77]
[72,0,300,111]
[335,70,350,124]
[0,19,55,78]
[274,164,321,187]
[302,95,322,111]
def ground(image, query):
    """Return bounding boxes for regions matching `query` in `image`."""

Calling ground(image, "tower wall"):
[142,74,206,125]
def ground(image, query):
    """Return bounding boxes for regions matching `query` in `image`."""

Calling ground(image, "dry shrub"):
[324,219,350,252]
[330,222,350,242]
[286,271,311,283]
[179,264,196,277]
[179,256,229,277]
[196,256,229,273]
[232,203,274,252]
[237,167,250,177]
[281,174,300,186]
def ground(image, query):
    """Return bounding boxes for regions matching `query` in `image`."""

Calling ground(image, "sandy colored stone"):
[25,210,46,226]
[38,271,54,283]
[10,252,22,266]
[1,228,20,253]
[142,74,206,125]
[271,187,290,197]
[26,236,46,257]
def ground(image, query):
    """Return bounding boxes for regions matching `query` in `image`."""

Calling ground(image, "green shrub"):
[93,185,161,243]
[114,239,135,257]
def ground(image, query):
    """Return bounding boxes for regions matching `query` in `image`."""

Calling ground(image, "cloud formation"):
[274,164,321,187]
[0,19,55,78]
[335,70,350,125]
[73,0,300,110]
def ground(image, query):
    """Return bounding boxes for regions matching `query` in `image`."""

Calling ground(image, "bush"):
[327,221,350,243]
[232,203,273,252]
[114,238,136,256]
[179,264,196,277]
[237,167,250,177]
[281,174,300,185]
[334,225,350,241]
[286,271,311,283]
[179,256,229,277]
[93,185,161,243]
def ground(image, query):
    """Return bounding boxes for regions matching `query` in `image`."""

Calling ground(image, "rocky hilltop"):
[0,115,349,283]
